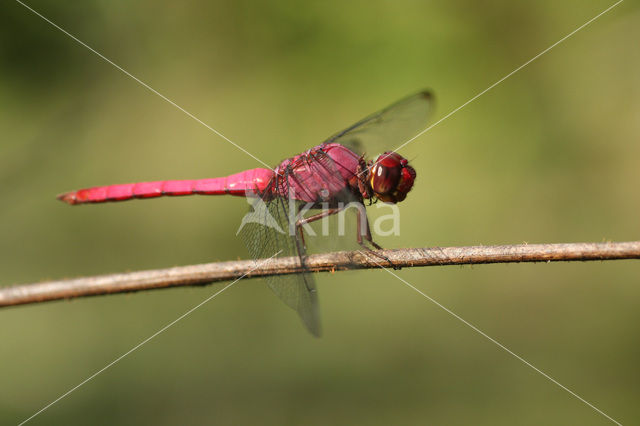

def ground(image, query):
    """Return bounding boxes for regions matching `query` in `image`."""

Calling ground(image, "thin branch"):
[1,241,638,308]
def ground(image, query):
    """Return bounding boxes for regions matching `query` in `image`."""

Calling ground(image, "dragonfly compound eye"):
[370,152,416,203]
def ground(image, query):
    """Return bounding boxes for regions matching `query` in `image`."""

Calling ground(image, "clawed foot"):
[359,242,399,270]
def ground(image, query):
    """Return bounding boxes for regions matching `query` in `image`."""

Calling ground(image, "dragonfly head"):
[369,152,416,203]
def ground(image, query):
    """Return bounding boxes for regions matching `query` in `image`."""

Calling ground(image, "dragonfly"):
[58,90,433,336]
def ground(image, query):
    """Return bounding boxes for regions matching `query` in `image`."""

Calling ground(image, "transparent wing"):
[238,183,321,337]
[323,90,434,157]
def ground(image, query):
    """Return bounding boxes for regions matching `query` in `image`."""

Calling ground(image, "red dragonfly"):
[58,91,433,336]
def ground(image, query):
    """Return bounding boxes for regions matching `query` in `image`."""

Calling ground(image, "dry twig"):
[1,241,638,308]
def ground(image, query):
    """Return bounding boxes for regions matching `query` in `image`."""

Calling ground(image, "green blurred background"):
[1,0,639,424]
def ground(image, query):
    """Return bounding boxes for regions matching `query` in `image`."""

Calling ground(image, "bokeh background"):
[2,1,639,424]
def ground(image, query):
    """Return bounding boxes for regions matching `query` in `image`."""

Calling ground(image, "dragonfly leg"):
[355,160,374,203]
[296,208,344,227]
[355,206,399,269]
[296,208,344,250]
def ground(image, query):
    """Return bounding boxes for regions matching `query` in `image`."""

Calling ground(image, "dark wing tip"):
[417,89,434,102]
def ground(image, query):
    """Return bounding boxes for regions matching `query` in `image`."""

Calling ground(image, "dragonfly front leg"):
[355,159,374,204]
[355,206,381,249]
[295,207,344,250]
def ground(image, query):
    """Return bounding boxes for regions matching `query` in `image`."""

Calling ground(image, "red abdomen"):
[58,168,274,205]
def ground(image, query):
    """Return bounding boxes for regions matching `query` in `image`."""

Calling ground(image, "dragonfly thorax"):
[368,152,416,204]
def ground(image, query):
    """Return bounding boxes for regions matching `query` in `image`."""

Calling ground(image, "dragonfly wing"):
[324,90,434,157]
[238,190,321,337]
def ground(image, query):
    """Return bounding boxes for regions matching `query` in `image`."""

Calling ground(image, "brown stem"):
[1,241,638,308]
